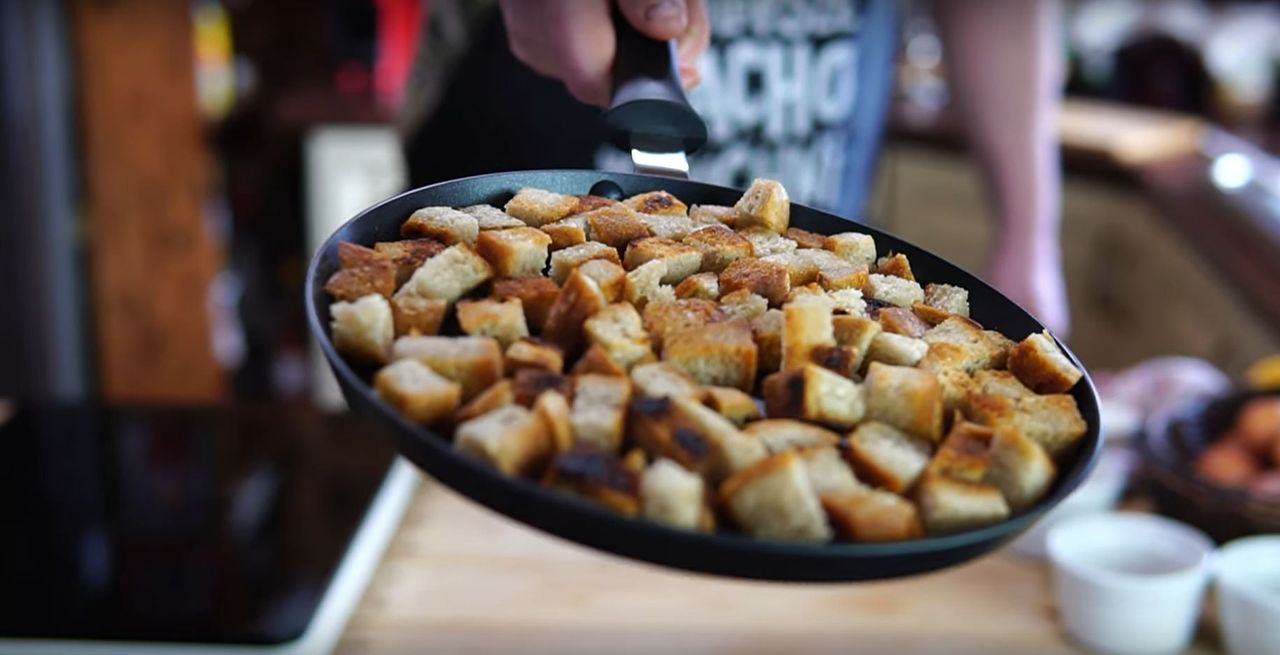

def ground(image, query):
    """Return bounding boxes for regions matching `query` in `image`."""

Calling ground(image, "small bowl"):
[1215,535,1280,655]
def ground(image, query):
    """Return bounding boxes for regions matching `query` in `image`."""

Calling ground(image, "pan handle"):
[603,8,707,154]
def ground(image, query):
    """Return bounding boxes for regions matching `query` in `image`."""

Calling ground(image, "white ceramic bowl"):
[1047,512,1215,655]
[1215,535,1280,655]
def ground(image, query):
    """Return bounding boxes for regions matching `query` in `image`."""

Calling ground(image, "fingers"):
[675,0,710,89]
[500,0,615,106]
[616,0,689,40]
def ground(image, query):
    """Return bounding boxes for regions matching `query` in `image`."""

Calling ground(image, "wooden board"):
[338,478,1220,654]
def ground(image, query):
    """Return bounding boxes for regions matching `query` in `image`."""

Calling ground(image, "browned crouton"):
[972,370,1035,398]
[688,204,738,227]
[455,405,553,476]
[915,472,1010,535]
[503,188,579,227]
[963,392,1087,457]
[456,297,528,348]
[751,309,785,373]
[584,204,651,249]
[877,307,929,338]
[928,420,996,483]
[532,390,573,453]
[512,369,573,407]
[719,257,790,307]
[662,319,758,391]
[492,276,560,333]
[474,226,551,278]
[921,317,1011,372]
[822,489,924,542]
[623,190,687,216]
[638,213,695,240]
[818,263,869,292]
[923,283,970,317]
[763,252,820,287]
[781,297,835,370]
[865,332,928,368]
[785,227,826,249]
[641,299,728,352]
[375,238,447,286]
[743,419,839,453]
[542,268,608,357]
[763,364,866,430]
[390,295,448,337]
[548,241,621,285]
[325,259,396,301]
[823,232,876,268]
[739,227,798,257]
[865,273,924,308]
[571,194,618,214]
[987,426,1055,511]
[622,260,674,310]
[809,344,861,378]
[720,451,831,542]
[674,272,719,300]
[932,367,977,421]
[682,224,754,273]
[459,204,525,230]
[397,244,492,302]
[583,302,655,370]
[628,396,766,482]
[832,314,882,372]
[733,178,790,233]
[701,386,760,425]
[864,362,944,442]
[844,421,933,493]
[827,288,867,315]
[540,215,588,250]
[570,374,631,451]
[1007,330,1083,394]
[799,447,862,496]
[571,343,628,377]
[623,237,703,283]
[577,258,627,302]
[401,206,479,245]
[390,335,504,401]
[331,294,394,363]
[452,379,515,424]
[786,283,825,304]
[374,358,461,425]
[544,445,640,515]
[719,289,768,321]
[337,240,384,268]
[640,458,706,530]
[630,361,701,399]
[874,253,915,281]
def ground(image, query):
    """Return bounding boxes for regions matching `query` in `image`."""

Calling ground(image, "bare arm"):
[933,0,1070,334]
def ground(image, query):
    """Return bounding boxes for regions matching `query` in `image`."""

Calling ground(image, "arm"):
[933,0,1070,335]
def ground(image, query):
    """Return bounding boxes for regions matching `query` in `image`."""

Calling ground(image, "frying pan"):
[305,18,1102,582]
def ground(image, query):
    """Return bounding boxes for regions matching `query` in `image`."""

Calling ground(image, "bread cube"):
[688,203,738,227]
[826,288,867,315]
[540,215,588,250]
[928,420,996,483]
[398,244,493,303]
[390,295,448,337]
[739,227,798,257]
[809,344,861,378]
[375,238,447,286]
[331,294,394,363]
[865,332,928,367]
[865,273,924,308]
[641,299,728,352]
[877,307,929,338]
[719,257,790,307]
[630,361,702,400]
[622,259,674,310]
[374,358,461,424]
[682,224,754,273]
[1008,330,1083,393]
[504,338,564,373]
[832,314,882,372]
[786,283,825,305]
[623,237,703,283]
[972,370,1034,398]
[720,451,831,542]
[819,264,869,292]
[964,392,1087,457]
[503,187,579,227]
[577,258,627,302]
[864,362,944,442]
[662,319,758,391]
[571,194,618,214]
[733,178,790,233]
[628,396,766,482]
[750,309,784,373]
[781,297,835,370]
[701,386,761,425]
[548,241,621,285]
[542,269,608,357]
[987,426,1055,511]
[640,459,705,530]
[799,447,861,496]
[571,343,628,377]
[623,190,687,216]
[570,374,631,451]
[453,379,515,424]
[763,252,819,287]
[932,366,977,421]
[336,240,385,268]
[921,317,1011,372]
[823,232,876,268]
[532,390,573,453]
[492,276,560,333]
[544,445,640,515]
[583,204,651,249]
[390,335,503,401]
[638,213,695,241]
[583,302,654,370]
[459,204,525,230]
[874,253,915,281]
[844,421,933,493]
[511,368,573,407]
[474,226,551,278]
[401,206,479,245]
[763,364,866,430]
[455,405,553,476]
[915,472,1010,535]
[324,258,396,301]
[923,283,970,317]
[456,297,529,348]
[674,272,719,300]
[822,489,924,542]
[785,227,826,249]
[743,419,840,453]
[719,289,768,321]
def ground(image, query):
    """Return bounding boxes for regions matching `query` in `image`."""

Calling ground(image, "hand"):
[987,235,1071,337]
[498,0,710,107]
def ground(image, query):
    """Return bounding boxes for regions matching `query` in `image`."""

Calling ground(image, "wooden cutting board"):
[336,477,1221,655]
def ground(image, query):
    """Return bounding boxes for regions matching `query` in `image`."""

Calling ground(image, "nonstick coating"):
[305,170,1102,582]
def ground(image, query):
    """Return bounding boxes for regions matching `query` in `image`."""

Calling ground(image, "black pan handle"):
[603,8,707,154]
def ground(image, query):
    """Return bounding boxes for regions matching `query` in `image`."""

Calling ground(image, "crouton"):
[785,227,826,249]
[570,374,631,451]
[569,344,625,377]
[641,299,728,352]
[572,194,617,214]
[800,447,861,497]
[337,240,385,268]
[832,315,882,372]
[915,472,1010,535]
[874,253,915,281]
[622,259,673,310]
[401,206,479,245]
[763,252,819,287]
[781,298,835,371]
[963,392,1087,457]
[751,309,785,373]
[331,294,394,363]
[822,489,924,542]
[456,297,529,348]
[398,244,493,303]
[542,269,608,357]
[719,289,768,321]
[864,362,944,442]
[739,227,798,257]
[390,335,504,401]
[923,283,970,317]
[720,451,831,542]
[390,295,448,337]
[823,232,876,268]
[503,187,579,227]
[324,258,396,301]
[972,370,1034,398]
[786,283,826,304]
[624,237,703,283]
[638,213,695,241]
[623,190,687,216]
[630,361,702,400]
[763,364,866,430]
[455,405,553,476]
[532,390,573,453]
[492,276,560,332]
[662,319,758,391]
[682,224,754,273]
[583,302,655,370]
[808,344,861,378]
[540,215,588,250]
[577,258,627,302]
[843,421,933,493]
[987,426,1055,511]
[583,204,651,249]
[453,379,515,424]
[912,302,955,326]
[921,317,1011,372]
[505,337,564,375]
[877,307,930,338]
[474,226,551,278]
[733,178,790,233]
[743,419,840,453]
[511,369,573,407]
[827,288,868,315]
[640,459,705,530]
[818,263,869,292]
[932,366,976,421]
[459,204,525,230]
[865,332,928,367]
[548,241,621,285]
[928,420,996,483]
[375,238,447,286]
[674,272,719,300]
[1007,330,1084,394]
[865,273,924,308]
[374,358,461,424]
[628,396,766,482]
[544,445,640,515]
[688,204,738,227]
[719,257,790,307]
[624,446,651,474]
[701,386,761,425]
[796,249,854,285]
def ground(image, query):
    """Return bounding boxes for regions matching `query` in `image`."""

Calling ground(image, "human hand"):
[988,235,1071,337]
[497,0,710,107]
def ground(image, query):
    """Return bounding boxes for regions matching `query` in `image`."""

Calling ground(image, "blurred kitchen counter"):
[335,477,1219,655]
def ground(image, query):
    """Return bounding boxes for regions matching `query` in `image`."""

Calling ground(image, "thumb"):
[616,0,688,41]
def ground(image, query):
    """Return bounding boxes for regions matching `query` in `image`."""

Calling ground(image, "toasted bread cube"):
[628,396,766,482]
[917,342,980,377]
[964,392,1087,457]
[864,362,944,442]
[923,283,970,317]
[719,289,768,321]
[874,253,915,281]
[781,298,835,371]
[375,238,447,286]
[374,359,461,424]
[733,178,790,233]
[797,249,854,283]
[542,269,608,356]
[809,344,861,378]
[719,257,790,307]
[492,276,560,333]
[832,314,882,372]
[337,240,386,268]
[987,426,1055,511]
[390,295,448,337]
[540,215,588,250]
[455,405,553,476]
[638,213,695,241]
[570,374,631,451]
[912,302,955,326]
[544,445,640,515]
[459,203,525,230]
[456,297,529,348]
[827,288,868,315]
[921,317,1011,372]
[865,273,924,308]
[972,370,1035,398]
[453,378,515,424]
[584,204,651,249]
[548,241,621,285]
[763,252,819,287]
[511,368,573,407]
[331,294,394,363]
[504,338,564,373]
[786,283,825,304]
[799,447,861,496]
[932,366,977,420]
[822,489,924,542]
[577,258,627,302]
[640,459,705,530]
[763,364,866,430]
[720,451,831,542]
[751,309,784,373]
[401,206,479,245]
[915,472,1010,535]
[928,420,996,483]
[324,258,396,301]
[662,319,757,391]
[674,272,719,300]
[865,332,928,367]
[844,421,933,493]
[572,343,628,377]
[739,227,798,258]
[623,237,703,283]
[398,244,492,303]
[1008,330,1083,394]
[619,445,649,474]
[785,227,825,249]
[823,232,876,268]
[743,419,840,453]
[532,390,573,453]
[688,204,738,227]
[622,259,673,310]
[682,224,754,273]
[572,194,618,214]
[630,361,702,399]
[641,298,728,352]
[504,187,579,227]
[819,264,869,292]
[474,227,551,278]
[583,302,654,370]
[701,386,761,425]
[623,190,687,216]
[390,335,504,401]
[877,307,929,338]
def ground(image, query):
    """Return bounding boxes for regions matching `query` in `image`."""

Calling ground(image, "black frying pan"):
[304,19,1102,582]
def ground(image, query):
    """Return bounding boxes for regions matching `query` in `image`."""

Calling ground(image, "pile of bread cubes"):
[325,178,1087,543]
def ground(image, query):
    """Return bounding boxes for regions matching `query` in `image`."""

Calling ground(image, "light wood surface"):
[337,477,1218,655]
